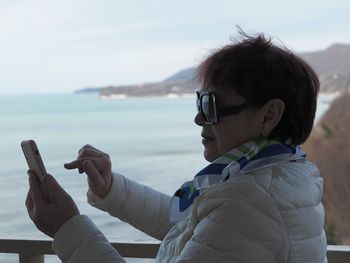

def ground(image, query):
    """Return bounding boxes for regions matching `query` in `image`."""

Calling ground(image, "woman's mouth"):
[201,134,215,144]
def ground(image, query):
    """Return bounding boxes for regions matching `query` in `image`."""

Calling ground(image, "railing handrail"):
[0,238,160,258]
[1,238,350,263]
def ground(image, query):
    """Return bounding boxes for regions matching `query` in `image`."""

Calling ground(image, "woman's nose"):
[194,111,204,126]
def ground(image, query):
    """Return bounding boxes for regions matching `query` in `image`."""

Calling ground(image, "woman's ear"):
[259,98,285,137]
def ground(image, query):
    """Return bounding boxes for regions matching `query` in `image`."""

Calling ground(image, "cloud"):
[0,0,350,94]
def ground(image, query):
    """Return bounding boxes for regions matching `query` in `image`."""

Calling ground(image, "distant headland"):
[75,43,350,98]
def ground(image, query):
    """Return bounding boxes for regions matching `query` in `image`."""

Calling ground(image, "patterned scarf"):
[169,139,306,223]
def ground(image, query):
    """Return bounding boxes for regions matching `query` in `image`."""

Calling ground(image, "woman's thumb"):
[42,174,70,204]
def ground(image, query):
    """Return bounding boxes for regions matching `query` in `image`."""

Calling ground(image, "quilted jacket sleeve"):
[88,172,175,240]
[52,215,126,263]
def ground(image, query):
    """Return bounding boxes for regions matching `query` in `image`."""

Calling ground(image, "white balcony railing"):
[0,237,159,263]
[1,238,350,263]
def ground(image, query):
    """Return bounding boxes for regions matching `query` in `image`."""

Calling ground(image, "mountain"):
[299,44,350,93]
[303,91,350,244]
[98,68,200,97]
[76,43,350,96]
[300,44,350,76]
[163,68,197,82]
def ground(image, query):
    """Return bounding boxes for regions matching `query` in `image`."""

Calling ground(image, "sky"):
[0,0,349,95]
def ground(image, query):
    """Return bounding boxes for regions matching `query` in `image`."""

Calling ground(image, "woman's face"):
[194,87,263,162]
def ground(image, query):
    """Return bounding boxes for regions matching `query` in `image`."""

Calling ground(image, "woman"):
[26,32,327,262]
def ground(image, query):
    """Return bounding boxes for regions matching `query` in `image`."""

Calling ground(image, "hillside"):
[76,43,350,97]
[99,79,199,97]
[303,91,350,244]
[300,44,350,76]
[164,68,197,82]
[300,44,350,93]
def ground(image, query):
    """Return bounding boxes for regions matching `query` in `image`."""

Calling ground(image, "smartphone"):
[21,140,47,182]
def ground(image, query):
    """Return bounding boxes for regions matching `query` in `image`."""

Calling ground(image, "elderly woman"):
[26,32,327,263]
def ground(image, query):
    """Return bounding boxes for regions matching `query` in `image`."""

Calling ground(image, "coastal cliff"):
[303,91,350,244]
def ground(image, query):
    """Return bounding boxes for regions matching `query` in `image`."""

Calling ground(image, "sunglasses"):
[196,90,265,125]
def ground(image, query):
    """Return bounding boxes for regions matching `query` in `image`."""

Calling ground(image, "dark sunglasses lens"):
[201,95,215,123]
[196,97,200,112]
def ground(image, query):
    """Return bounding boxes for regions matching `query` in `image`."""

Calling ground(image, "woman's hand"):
[25,171,80,238]
[64,145,113,198]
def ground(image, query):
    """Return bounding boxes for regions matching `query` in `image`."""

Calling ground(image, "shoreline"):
[98,92,195,100]
[97,91,341,100]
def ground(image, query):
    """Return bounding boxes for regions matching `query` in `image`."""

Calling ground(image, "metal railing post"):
[19,254,44,263]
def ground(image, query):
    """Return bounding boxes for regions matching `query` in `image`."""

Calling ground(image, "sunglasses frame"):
[196,90,265,125]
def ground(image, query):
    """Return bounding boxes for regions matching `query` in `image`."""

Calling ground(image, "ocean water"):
[0,93,336,262]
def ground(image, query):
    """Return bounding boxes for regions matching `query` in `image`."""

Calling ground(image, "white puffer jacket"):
[52,159,327,263]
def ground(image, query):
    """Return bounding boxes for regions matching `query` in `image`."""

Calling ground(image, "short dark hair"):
[196,31,319,146]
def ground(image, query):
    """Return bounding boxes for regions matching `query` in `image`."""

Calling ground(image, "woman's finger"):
[78,148,102,158]
[81,144,106,154]
[25,191,34,212]
[28,171,46,207]
[64,157,105,172]
[64,159,82,169]
[78,144,108,160]
[83,160,105,191]
[78,144,94,153]
[41,174,71,206]
[64,159,85,174]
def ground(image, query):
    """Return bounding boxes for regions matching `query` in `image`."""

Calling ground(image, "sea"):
[0,92,338,262]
